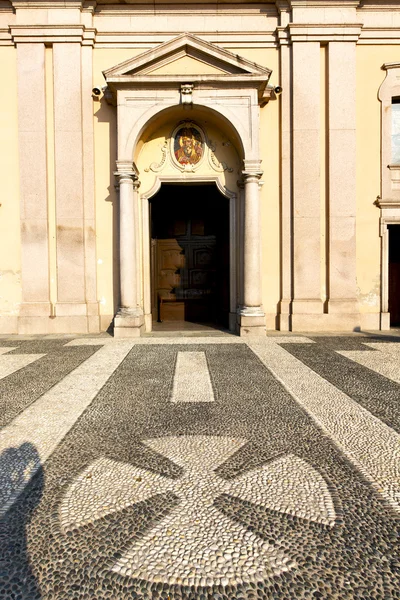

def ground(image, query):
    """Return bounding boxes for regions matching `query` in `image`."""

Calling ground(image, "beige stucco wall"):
[356,45,398,325]
[0,47,21,331]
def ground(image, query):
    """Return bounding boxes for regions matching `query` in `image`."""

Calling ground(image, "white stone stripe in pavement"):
[249,340,400,515]
[0,347,45,380]
[0,347,18,354]
[64,335,313,346]
[0,342,134,517]
[338,344,400,385]
[64,337,246,346]
[171,352,214,403]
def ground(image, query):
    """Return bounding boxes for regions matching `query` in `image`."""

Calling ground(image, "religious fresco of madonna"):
[173,126,204,166]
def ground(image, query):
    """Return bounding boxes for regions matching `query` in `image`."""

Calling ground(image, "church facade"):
[1,0,400,336]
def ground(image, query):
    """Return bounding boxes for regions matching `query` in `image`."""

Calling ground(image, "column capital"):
[242,171,263,183]
[114,161,139,185]
[242,159,263,181]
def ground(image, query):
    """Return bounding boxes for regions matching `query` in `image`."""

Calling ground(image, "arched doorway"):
[150,183,230,331]
[137,111,241,334]
[105,33,271,337]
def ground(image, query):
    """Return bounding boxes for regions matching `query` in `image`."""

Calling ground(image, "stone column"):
[114,162,144,337]
[237,162,266,336]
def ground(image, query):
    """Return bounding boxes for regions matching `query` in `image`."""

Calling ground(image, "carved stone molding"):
[207,140,234,174]
[180,83,194,105]
[144,140,168,173]
[10,25,97,46]
[378,63,400,205]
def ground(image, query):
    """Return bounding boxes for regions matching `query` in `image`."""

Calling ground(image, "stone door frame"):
[141,176,238,332]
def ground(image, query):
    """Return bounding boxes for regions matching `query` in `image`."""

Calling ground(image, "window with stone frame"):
[392,97,400,165]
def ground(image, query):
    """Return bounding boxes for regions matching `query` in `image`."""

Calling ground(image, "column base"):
[237,307,266,337]
[114,308,145,338]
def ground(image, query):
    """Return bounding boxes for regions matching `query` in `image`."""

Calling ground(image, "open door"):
[150,184,229,328]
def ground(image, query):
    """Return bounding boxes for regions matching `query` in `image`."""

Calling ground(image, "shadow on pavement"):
[0,442,44,599]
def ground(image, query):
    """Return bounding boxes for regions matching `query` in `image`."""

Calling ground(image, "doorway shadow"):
[0,442,44,599]
[151,183,230,331]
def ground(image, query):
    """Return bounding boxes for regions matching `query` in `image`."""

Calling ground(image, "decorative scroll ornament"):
[171,121,205,172]
[208,139,234,173]
[144,140,168,173]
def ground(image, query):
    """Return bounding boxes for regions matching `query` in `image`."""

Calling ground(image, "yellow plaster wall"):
[356,46,398,317]
[0,47,21,320]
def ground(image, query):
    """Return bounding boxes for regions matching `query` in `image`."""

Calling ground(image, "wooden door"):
[154,220,217,322]
[151,185,229,325]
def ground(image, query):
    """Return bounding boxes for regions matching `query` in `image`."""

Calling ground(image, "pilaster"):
[327,41,358,319]
[291,40,323,328]
[17,43,51,318]
[53,42,85,309]
[276,1,292,331]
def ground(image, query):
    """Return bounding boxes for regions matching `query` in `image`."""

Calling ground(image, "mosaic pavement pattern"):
[1,334,400,599]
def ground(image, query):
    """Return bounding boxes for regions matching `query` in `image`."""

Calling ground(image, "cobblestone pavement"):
[1,333,400,600]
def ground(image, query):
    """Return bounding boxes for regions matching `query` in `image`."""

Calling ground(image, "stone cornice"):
[289,0,360,6]
[0,1,13,12]
[376,197,400,209]
[10,0,97,12]
[10,24,96,44]
[11,1,84,7]
[288,22,362,42]
[358,0,400,10]
[94,3,278,16]
[383,62,400,71]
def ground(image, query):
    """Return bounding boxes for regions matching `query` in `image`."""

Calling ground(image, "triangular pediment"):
[103,33,272,80]
[149,54,227,76]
